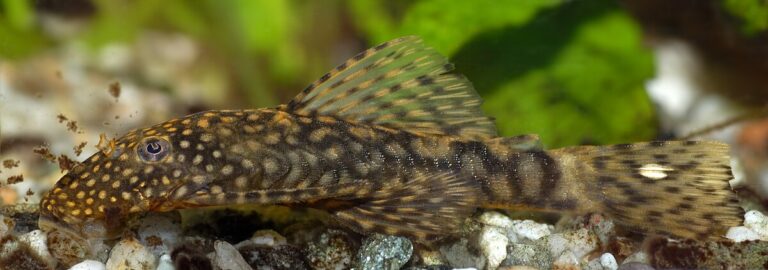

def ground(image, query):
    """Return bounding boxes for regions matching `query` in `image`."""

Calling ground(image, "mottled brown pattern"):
[39,36,743,243]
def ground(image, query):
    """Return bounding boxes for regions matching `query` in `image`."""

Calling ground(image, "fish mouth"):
[38,213,102,263]
[38,214,89,241]
[39,211,121,240]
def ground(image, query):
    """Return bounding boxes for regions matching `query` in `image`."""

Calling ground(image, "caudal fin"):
[570,140,743,240]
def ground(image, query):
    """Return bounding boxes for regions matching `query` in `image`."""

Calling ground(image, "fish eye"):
[137,137,171,162]
[146,142,162,154]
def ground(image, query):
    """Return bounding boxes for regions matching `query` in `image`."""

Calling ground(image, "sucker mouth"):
[38,214,88,242]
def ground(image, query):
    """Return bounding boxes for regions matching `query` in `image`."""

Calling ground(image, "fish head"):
[38,115,205,240]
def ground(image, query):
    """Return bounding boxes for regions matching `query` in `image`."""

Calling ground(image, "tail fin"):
[564,140,743,240]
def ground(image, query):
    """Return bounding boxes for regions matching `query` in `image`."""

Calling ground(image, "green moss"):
[722,0,768,36]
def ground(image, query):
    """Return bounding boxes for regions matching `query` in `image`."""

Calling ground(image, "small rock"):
[357,234,413,270]
[726,226,760,242]
[585,258,603,270]
[498,266,538,270]
[478,227,508,270]
[618,262,655,270]
[511,220,552,242]
[600,253,618,270]
[478,211,514,228]
[404,266,456,270]
[213,240,252,270]
[137,213,182,257]
[238,244,309,270]
[0,235,53,270]
[238,229,287,248]
[234,229,308,269]
[546,228,598,259]
[106,237,157,270]
[552,251,580,270]
[305,229,354,270]
[502,243,552,270]
[439,238,486,269]
[19,230,57,267]
[415,249,446,266]
[743,210,768,240]
[90,240,111,264]
[586,256,622,270]
[156,254,175,270]
[587,214,615,245]
[69,260,106,270]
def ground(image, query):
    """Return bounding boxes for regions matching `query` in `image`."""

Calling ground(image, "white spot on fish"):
[639,163,674,180]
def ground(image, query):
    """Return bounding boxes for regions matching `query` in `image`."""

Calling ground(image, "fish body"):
[39,37,743,247]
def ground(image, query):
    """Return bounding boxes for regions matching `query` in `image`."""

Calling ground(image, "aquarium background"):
[1,0,768,242]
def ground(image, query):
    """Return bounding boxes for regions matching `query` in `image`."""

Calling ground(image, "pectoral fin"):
[331,172,481,242]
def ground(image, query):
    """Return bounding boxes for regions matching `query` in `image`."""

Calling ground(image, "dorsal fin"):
[282,36,497,139]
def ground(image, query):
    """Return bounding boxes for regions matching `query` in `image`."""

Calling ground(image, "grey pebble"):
[357,234,413,270]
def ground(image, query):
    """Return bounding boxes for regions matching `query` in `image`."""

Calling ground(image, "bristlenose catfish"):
[39,36,743,246]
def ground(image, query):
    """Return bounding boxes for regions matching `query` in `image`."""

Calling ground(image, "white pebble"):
[419,249,446,266]
[726,226,761,242]
[547,233,569,257]
[213,240,252,270]
[553,251,580,269]
[585,257,603,270]
[106,237,157,270]
[138,213,182,257]
[156,254,175,270]
[244,229,287,247]
[511,220,552,242]
[69,260,106,270]
[478,227,508,270]
[546,229,597,259]
[438,238,487,269]
[19,230,57,267]
[501,267,538,270]
[477,211,514,228]
[90,240,111,263]
[600,253,618,270]
[744,210,768,240]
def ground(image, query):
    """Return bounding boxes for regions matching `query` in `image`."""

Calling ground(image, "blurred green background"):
[1,0,763,148]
